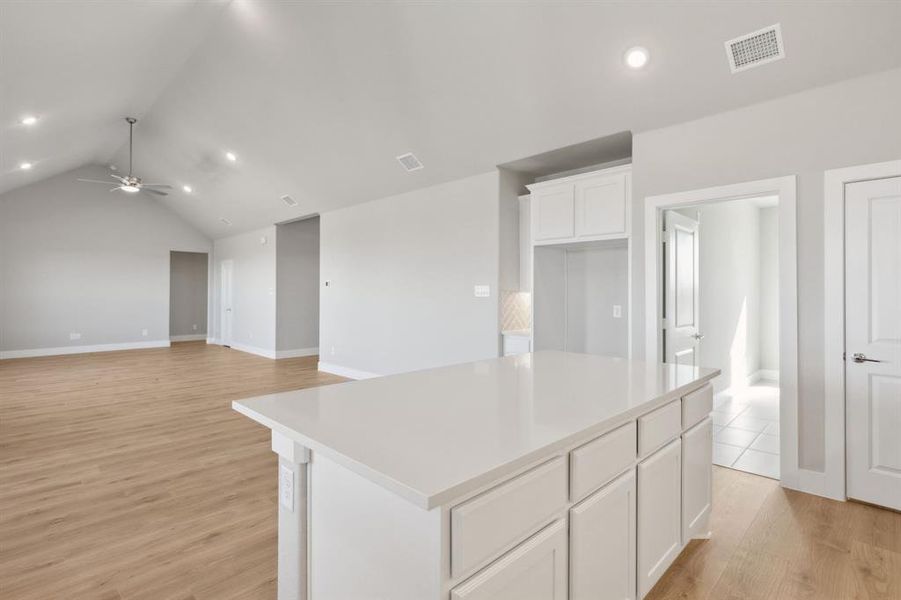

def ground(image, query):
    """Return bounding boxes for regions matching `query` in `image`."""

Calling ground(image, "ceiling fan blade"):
[110,174,128,183]
[110,187,121,192]
[77,178,118,184]
[141,184,173,189]
[142,188,169,196]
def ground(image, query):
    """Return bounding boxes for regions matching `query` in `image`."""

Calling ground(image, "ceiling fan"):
[77,117,172,196]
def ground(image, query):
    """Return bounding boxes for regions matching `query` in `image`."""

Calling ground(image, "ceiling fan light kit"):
[76,117,173,196]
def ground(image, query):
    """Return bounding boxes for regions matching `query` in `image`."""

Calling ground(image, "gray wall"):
[169,251,208,338]
[565,243,628,357]
[276,218,320,352]
[631,67,901,471]
[0,165,210,353]
[319,172,500,376]
[211,226,277,354]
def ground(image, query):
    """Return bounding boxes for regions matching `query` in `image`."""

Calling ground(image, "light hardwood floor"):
[1,343,899,599]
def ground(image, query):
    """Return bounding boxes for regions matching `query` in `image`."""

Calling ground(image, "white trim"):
[823,159,901,503]
[643,176,800,492]
[170,334,206,342]
[206,337,219,345]
[756,369,780,382]
[317,361,381,380]
[276,347,319,359]
[0,340,170,360]
[228,342,277,359]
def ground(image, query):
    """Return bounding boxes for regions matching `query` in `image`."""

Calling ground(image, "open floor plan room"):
[2,2,900,599]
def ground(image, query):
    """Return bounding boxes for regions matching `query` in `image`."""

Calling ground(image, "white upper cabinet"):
[531,183,574,242]
[529,165,631,245]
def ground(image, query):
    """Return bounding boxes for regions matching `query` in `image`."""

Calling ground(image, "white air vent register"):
[396,152,424,172]
[725,23,784,73]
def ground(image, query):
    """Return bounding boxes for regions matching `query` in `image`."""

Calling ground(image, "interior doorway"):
[645,176,798,486]
[275,216,320,358]
[662,197,780,479]
[169,251,209,342]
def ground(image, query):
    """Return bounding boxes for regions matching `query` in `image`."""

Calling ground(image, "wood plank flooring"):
[1,342,899,599]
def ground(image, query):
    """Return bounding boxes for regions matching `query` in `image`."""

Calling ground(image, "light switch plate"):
[279,464,294,512]
[613,305,622,318]
[474,285,490,298]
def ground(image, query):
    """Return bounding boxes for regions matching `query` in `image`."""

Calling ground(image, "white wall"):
[0,165,210,356]
[319,172,500,376]
[532,246,566,351]
[759,207,779,374]
[276,217,320,353]
[169,251,209,338]
[211,226,277,357]
[631,68,901,471]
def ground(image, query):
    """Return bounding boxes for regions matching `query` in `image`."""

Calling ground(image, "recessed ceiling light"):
[624,46,650,69]
[21,115,38,126]
[183,185,193,193]
[225,151,237,162]
[19,162,33,170]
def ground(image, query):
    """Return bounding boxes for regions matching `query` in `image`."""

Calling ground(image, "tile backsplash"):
[500,290,531,332]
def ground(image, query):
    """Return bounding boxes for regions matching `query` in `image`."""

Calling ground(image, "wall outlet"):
[192,324,198,331]
[69,332,81,341]
[474,285,490,298]
[613,305,622,318]
[141,328,149,337]
[330,345,336,356]
[279,464,294,512]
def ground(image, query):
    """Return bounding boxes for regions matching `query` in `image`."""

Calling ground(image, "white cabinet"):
[502,331,531,357]
[451,519,568,600]
[529,166,631,246]
[637,438,682,598]
[682,417,712,544]
[569,470,636,600]
[532,183,574,242]
[575,173,627,238]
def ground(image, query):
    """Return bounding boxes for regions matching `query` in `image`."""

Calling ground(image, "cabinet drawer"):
[682,383,713,429]
[451,457,567,578]
[638,400,682,457]
[569,421,636,502]
[503,335,531,357]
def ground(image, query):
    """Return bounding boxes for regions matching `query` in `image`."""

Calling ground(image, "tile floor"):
[711,380,780,479]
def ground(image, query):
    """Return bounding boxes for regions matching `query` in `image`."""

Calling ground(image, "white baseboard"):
[317,361,381,380]
[0,340,170,360]
[170,334,206,342]
[756,369,780,382]
[206,337,219,345]
[276,347,319,359]
[228,342,277,359]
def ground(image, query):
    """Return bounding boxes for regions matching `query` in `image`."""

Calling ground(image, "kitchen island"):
[233,351,719,600]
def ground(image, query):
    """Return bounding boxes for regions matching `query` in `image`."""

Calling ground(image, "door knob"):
[852,353,882,363]
[691,333,705,340]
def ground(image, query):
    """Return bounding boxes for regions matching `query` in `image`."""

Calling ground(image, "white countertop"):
[233,351,719,510]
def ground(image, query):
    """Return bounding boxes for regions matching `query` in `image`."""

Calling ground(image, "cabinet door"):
[574,173,627,238]
[637,438,682,598]
[682,417,712,544]
[570,470,636,600]
[451,519,568,600]
[532,183,574,242]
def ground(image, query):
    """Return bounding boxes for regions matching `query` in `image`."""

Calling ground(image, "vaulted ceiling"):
[3,1,900,238]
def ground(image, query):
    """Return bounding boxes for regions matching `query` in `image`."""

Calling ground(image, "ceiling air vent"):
[396,152,424,172]
[725,23,784,73]
[281,194,298,207]
[220,217,232,226]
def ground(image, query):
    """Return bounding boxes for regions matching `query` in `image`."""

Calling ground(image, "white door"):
[663,211,701,366]
[220,259,234,347]
[532,183,575,242]
[682,417,713,544]
[569,470,636,600]
[451,519,568,600]
[845,176,901,510]
[637,438,682,598]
